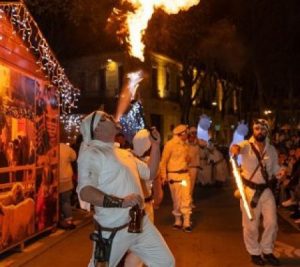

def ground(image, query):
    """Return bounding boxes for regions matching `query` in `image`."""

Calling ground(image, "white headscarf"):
[77,110,104,212]
[80,110,104,142]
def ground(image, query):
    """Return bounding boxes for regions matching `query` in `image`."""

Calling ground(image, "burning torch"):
[230,156,253,221]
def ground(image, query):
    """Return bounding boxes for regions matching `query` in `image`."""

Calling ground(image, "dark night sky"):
[25,0,300,108]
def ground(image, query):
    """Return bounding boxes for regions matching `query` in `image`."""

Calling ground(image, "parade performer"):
[124,128,158,267]
[187,126,201,207]
[77,111,174,267]
[160,124,192,232]
[209,143,229,187]
[230,119,285,266]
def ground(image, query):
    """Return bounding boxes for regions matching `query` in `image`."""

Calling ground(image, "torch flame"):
[230,156,253,221]
[120,0,201,61]
[181,179,187,187]
[115,70,144,121]
[127,70,144,98]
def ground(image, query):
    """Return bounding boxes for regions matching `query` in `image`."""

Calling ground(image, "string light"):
[60,113,84,141]
[120,100,146,142]
[0,2,80,114]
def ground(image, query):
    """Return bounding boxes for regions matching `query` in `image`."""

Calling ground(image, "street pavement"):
[2,180,300,267]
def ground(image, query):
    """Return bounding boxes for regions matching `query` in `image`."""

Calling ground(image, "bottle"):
[128,204,145,233]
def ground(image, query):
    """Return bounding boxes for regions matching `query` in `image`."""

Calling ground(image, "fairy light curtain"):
[0,1,80,114]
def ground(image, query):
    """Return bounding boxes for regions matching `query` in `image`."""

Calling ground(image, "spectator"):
[59,143,76,230]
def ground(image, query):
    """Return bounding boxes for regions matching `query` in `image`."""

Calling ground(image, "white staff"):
[230,156,253,221]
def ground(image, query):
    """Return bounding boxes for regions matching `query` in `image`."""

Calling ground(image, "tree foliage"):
[24,0,120,57]
[145,4,247,123]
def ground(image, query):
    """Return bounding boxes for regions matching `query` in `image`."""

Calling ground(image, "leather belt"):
[167,169,188,174]
[94,220,129,232]
[189,166,202,169]
[242,177,268,191]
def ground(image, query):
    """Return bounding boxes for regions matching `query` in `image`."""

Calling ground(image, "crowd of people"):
[272,130,300,224]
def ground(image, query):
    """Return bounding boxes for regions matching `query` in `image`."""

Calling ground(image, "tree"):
[24,0,120,58]
[229,0,300,126]
[145,6,247,123]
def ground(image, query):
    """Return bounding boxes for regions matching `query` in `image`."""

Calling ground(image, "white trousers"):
[240,188,278,255]
[168,178,192,221]
[124,202,155,267]
[198,165,213,185]
[88,216,175,267]
[188,168,198,204]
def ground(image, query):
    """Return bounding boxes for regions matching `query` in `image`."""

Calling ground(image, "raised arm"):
[147,127,161,180]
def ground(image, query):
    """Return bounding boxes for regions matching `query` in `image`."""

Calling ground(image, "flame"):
[127,70,144,99]
[115,70,144,121]
[230,157,253,221]
[181,179,187,187]
[120,0,201,61]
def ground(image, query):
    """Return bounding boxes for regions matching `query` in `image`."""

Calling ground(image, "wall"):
[0,16,59,253]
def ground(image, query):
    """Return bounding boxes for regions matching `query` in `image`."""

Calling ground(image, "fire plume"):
[111,0,201,61]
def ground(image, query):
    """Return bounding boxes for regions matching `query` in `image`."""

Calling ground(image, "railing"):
[0,164,36,193]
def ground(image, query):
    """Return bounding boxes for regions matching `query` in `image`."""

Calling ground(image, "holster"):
[90,230,116,263]
[242,177,268,208]
[90,220,128,265]
[250,188,265,208]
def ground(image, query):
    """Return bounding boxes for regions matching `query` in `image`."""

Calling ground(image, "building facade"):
[65,52,184,143]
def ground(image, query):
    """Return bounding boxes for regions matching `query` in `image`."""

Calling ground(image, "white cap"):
[132,129,151,157]
[173,124,188,135]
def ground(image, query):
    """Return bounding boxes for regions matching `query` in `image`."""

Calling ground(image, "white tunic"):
[238,137,280,184]
[77,139,150,228]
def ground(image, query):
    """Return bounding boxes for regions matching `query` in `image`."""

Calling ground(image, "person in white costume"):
[187,126,201,207]
[160,124,192,232]
[208,143,228,187]
[77,111,175,267]
[59,142,77,229]
[124,128,158,267]
[131,129,156,221]
[230,119,285,266]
